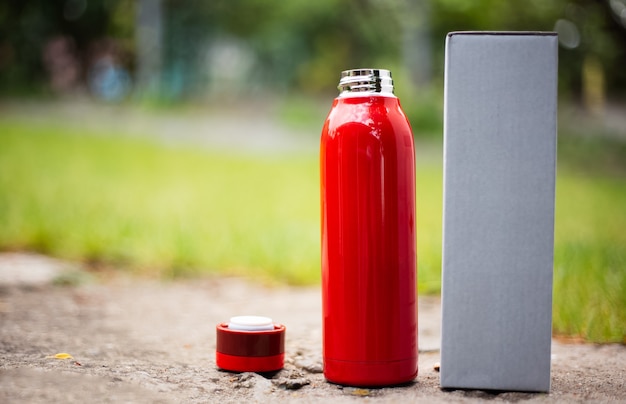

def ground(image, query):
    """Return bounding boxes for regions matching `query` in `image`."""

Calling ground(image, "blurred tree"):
[0,0,625,102]
[190,0,404,95]
[0,0,133,96]
[428,0,626,104]
[136,0,162,98]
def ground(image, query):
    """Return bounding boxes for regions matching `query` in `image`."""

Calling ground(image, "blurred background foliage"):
[1,0,626,105]
[0,0,625,342]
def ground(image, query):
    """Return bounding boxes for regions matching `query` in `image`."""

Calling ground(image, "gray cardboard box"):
[440,32,557,392]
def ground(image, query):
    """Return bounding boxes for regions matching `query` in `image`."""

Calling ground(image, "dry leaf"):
[48,353,74,360]
[351,388,370,397]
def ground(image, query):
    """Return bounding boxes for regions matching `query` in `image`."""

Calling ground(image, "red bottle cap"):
[215,316,286,372]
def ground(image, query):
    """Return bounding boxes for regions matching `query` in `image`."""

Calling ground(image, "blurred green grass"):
[0,117,625,342]
[553,170,626,343]
[0,120,320,284]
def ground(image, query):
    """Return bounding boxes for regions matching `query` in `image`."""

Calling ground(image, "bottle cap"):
[215,316,286,372]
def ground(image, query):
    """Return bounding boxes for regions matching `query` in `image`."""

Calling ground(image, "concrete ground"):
[1,253,625,403]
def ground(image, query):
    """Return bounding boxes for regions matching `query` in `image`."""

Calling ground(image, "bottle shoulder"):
[324,96,407,127]
[333,94,398,105]
[321,96,413,141]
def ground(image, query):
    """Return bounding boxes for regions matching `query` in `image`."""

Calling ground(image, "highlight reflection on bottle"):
[320,69,418,387]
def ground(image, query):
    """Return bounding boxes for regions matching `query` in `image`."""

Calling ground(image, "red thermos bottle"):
[320,69,417,386]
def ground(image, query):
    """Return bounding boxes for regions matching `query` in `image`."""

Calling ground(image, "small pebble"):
[273,377,311,390]
[272,369,311,390]
[294,359,323,374]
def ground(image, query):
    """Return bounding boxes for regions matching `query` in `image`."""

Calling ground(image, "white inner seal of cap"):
[228,315,274,331]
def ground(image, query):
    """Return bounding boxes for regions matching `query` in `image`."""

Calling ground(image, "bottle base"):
[323,357,417,387]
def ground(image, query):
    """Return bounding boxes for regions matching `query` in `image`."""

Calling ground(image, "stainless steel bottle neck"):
[337,69,395,97]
